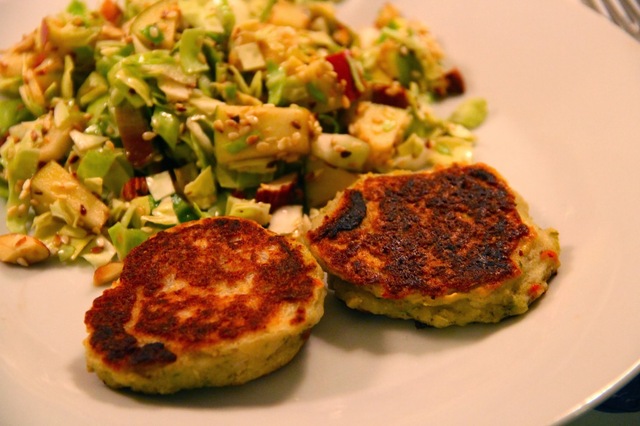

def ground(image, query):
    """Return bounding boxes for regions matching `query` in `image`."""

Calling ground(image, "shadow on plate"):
[69,284,547,409]
[313,289,527,357]
[69,345,309,409]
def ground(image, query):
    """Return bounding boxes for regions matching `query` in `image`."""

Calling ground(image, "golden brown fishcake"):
[306,163,560,327]
[84,217,326,394]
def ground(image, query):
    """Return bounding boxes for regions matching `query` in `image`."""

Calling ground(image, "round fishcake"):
[306,163,560,327]
[84,217,326,394]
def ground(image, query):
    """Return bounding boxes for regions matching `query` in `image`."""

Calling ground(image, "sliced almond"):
[0,233,50,266]
[93,261,123,286]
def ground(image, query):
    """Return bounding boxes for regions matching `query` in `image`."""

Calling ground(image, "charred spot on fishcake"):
[308,164,531,299]
[86,217,321,371]
[312,189,367,239]
[130,343,177,367]
[86,285,179,369]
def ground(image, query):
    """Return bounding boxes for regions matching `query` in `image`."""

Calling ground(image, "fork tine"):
[601,0,640,40]
[601,0,629,27]
[619,0,640,23]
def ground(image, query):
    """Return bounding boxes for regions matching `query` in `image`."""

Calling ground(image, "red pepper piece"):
[326,50,362,102]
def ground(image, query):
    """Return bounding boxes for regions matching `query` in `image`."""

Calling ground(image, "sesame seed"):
[213,119,225,132]
[227,132,240,141]
[149,25,160,38]
[277,137,290,150]
[16,257,28,267]
[142,131,156,141]
[256,142,271,153]
[246,135,260,145]
[58,181,77,190]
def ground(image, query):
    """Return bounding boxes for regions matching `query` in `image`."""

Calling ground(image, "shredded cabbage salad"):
[0,0,487,270]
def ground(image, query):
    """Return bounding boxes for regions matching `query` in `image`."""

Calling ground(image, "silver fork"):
[583,0,640,41]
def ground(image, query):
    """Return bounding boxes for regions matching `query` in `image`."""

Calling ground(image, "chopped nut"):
[121,176,149,201]
[246,134,260,145]
[0,234,50,266]
[93,261,124,286]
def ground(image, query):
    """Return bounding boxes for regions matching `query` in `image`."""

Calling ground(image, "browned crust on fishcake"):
[85,217,323,371]
[307,164,531,299]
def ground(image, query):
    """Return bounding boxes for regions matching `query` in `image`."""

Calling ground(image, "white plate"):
[2,0,640,425]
